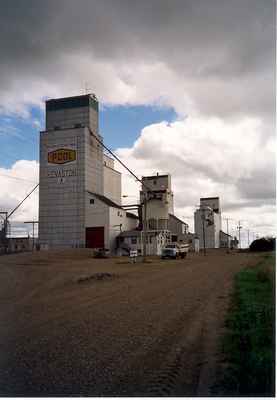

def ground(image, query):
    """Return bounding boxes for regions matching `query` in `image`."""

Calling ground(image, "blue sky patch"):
[0,104,177,168]
[99,104,177,150]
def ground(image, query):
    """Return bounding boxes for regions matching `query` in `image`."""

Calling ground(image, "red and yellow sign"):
[48,148,76,165]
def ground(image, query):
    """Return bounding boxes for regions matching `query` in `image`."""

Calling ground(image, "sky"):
[0,0,275,246]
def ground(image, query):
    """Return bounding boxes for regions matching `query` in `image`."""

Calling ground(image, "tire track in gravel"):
[103,284,209,396]
[102,254,246,396]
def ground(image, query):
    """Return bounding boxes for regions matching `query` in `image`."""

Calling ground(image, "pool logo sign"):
[48,148,76,165]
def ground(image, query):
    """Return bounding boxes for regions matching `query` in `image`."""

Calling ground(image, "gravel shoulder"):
[0,249,263,396]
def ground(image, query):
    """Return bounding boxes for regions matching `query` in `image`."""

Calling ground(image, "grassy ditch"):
[218,253,275,396]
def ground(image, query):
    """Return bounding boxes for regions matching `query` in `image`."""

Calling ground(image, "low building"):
[230,236,239,249]
[117,229,171,256]
[7,237,32,253]
[86,192,138,253]
[169,214,189,242]
[220,230,232,248]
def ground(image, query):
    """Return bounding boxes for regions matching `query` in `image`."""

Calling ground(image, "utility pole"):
[223,217,231,253]
[227,218,230,252]
[24,221,39,251]
[247,229,250,248]
[0,212,8,253]
[142,193,147,262]
[0,184,39,254]
[89,128,154,263]
[237,220,242,249]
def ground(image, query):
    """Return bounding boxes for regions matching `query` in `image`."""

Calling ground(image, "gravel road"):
[0,249,262,396]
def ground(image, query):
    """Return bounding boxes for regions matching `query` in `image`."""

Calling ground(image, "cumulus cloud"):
[0,160,39,235]
[0,0,275,120]
[0,0,275,240]
[0,113,274,239]
[115,114,275,236]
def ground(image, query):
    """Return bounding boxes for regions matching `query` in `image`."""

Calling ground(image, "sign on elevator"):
[48,148,76,164]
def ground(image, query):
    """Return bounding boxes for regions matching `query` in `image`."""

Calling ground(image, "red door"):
[86,227,105,248]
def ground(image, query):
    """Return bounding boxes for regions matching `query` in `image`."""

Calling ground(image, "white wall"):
[85,129,104,195]
[213,212,221,248]
[109,208,138,253]
[40,96,101,249]
[85,192,109,248]
[144,199,169,220]
[39,128,86,248]
[121,231,168,256]
[104,165,122,205]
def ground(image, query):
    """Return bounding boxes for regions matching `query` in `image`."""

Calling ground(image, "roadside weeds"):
[213,252,275,396]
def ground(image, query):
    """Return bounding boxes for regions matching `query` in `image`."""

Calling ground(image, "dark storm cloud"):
[0,0,275,118]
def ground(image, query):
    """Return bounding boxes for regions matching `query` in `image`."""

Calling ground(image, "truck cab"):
[161,243,189,259]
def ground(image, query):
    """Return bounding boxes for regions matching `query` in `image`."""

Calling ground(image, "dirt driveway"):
[0,249,263,396]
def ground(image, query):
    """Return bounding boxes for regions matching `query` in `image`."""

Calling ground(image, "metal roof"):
[169,213,189,226]
[87,191,122,209]
[126,212,139,220]
[142,174,169,180]
[200,196,219,200]
[118,230,161,237]
[118,230,141,237]
[220,230,232,238]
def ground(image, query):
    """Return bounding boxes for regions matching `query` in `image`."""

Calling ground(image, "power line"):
[90,128,153,193]
[8,184,39,219]
[89,128,154,260]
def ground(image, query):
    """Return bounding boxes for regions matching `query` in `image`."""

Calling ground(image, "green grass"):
[218,253,275,396]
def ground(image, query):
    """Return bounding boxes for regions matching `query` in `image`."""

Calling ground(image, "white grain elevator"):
[39,94,104,248]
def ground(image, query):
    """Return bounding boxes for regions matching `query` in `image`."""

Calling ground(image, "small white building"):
[168,214,189,242]
[86,191,138,253]
[117,229,171,256]
[7,237,32,253]
[219,230,232,248]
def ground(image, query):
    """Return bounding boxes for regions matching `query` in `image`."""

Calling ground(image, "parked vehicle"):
[161,243,189,259]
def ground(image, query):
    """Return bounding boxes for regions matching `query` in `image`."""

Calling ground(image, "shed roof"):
[118,230,161,237]
[126,212,139,220]
[142,174,169,180]
[200,196,219,201]
[118,230,141,237]
[169,213,189,226]
[87,191,122,209]
[220,230,232,238]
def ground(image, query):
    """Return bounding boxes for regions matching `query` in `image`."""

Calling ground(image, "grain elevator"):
[39,94,137,250]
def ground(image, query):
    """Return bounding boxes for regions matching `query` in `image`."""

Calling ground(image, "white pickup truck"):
[161,243,189,259]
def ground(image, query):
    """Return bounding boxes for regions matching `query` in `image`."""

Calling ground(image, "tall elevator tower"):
[39,94,103,248]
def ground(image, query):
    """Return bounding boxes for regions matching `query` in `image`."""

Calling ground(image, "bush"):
[250,237,275,252]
